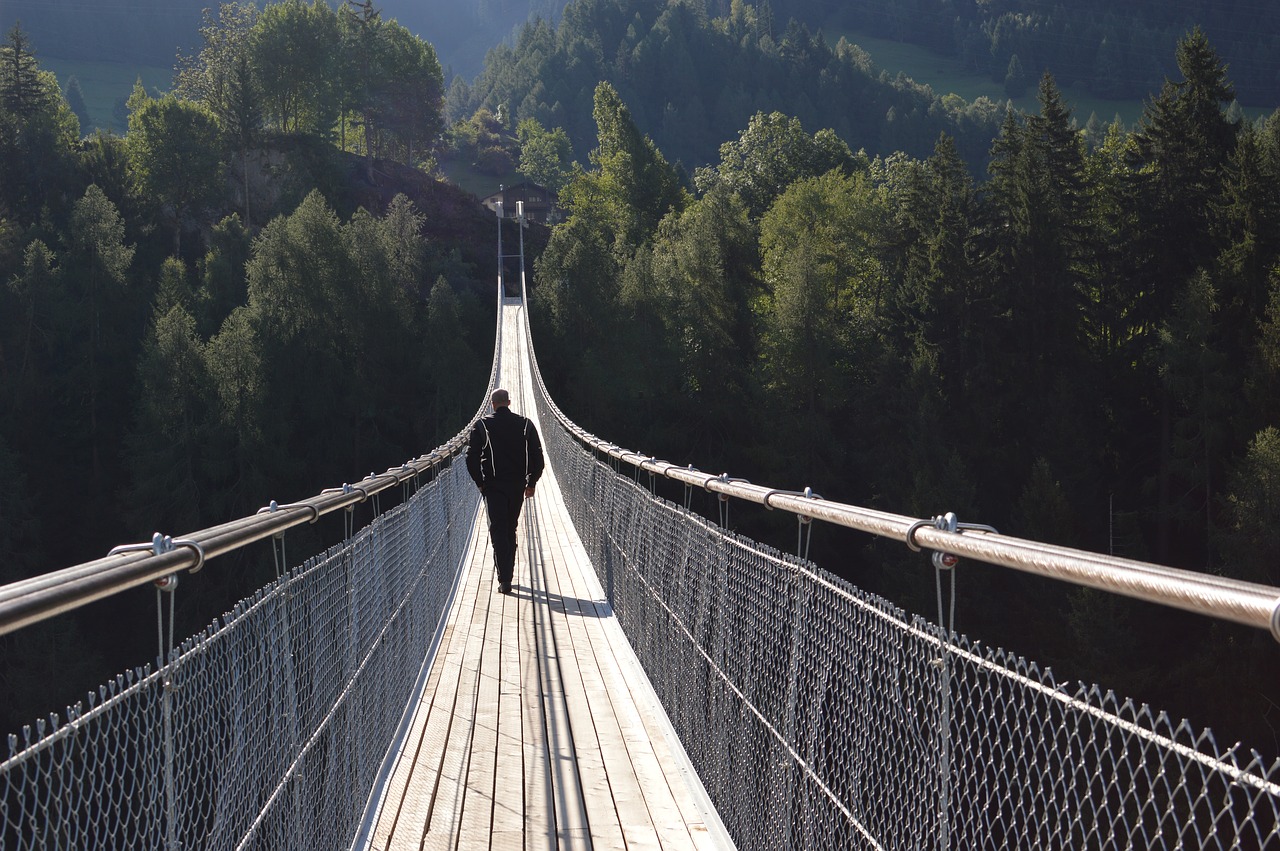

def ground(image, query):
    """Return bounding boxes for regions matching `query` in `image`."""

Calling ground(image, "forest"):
[449,0,1011,176]
[1,0,1279,763]
[522,28,1280,757]
[0,1,498,731]
[802,0,1280,106]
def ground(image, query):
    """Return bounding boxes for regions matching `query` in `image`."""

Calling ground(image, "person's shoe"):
[499,582,512,595]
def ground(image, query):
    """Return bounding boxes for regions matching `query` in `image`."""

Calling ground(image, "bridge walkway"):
[355,300,731,850]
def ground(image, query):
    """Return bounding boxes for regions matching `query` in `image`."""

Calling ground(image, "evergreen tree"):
[205,305,267,517]
[1129,29,1239,559]
[1158,271,1231,568]
[650,184,758,414]
[125,296,214,535]
[423,276,479,435]
[0,26,79,221]
[0,25,46,120]
[62,185,137,513]
[1213,123,1280,387]
[196,214,251,338]
[1130,28,1239,323]
[589,81,685,254]
[1004,54,1028,98]
[63,75,89,132]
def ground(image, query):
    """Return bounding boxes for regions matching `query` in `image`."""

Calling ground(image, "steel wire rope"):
[657,497,1280,799]
[231,498,473,851]
[587,483,888,851]
[521,306,1280,640]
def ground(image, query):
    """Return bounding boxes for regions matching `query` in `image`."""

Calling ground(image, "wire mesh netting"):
[1,458,476,851]
[540,400,1280,850]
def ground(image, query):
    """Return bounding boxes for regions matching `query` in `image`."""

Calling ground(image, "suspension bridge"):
[3,251,1280,849]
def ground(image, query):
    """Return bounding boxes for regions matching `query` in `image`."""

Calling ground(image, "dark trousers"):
[482,482,525,584]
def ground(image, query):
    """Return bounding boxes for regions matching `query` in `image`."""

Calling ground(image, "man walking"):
[466,388,544,594]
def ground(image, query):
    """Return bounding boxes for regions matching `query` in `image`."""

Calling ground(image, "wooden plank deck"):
[354,300,733,851]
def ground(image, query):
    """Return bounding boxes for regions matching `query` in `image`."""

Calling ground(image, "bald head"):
[491,388,510,408]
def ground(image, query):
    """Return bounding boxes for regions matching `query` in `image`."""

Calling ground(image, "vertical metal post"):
[163,679,177,850]
[938,647,952,851]
[782,572,807,848]
[517,200,527,304]
[496,195,504,297]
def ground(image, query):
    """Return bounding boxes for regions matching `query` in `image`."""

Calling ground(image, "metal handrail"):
[0,276,507,639]
[0,441,472,638]
[521,300,1280,643]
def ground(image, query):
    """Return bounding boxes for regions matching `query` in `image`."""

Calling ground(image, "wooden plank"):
[541,471,722,851]
[525,496,595,850]
[371,507,487,850]
[540,498,666,851]
[422,542,493,845]
[491,589,526,839]
[520,550,557,849]
[528,495,626,850]
[456,554,505,847]
[361,300,735,851]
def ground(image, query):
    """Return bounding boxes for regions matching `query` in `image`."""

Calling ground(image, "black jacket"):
[466,407,545,490]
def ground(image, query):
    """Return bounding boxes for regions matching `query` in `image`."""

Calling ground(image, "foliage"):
[695,110,866,220]
[530,34,1280,756]
[338,0,445,173]
[454,0,1005,174]
[125,84,223,254]
[809,0,1280,106]
[516,117,573,193]
[0,6,489,731]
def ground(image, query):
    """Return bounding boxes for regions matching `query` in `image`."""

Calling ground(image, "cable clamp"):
[109,532,205,579]
[256,500,320,524]
[706,473,749,500]
[905,512,998,557]
[385,464,414,483]
[763,486,823,513]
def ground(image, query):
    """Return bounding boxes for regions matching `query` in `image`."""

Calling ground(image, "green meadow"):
[42,56,172,134]
[828,27,1148,128]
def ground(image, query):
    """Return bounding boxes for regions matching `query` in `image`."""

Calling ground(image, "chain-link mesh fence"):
[541,404,1280,850]
[1,458,476,851]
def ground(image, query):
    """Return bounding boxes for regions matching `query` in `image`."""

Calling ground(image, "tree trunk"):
[242,146,252,230]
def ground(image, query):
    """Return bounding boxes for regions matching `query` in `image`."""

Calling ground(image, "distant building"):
[481,181,560,224]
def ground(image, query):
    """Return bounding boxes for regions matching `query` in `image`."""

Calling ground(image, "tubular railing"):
[517,285,1280,849]
[0,278,506,639]
[1,280,507,851]
[512,248,1280,642]
[529,365,1280,641]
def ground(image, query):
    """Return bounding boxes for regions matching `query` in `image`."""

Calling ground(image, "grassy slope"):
[42,57,173,134]
[828,26,1147,128]
[436,157,524,200]
[833,26,1276,129]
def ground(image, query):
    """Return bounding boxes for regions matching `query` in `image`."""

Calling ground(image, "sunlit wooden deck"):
[354,300,733,850]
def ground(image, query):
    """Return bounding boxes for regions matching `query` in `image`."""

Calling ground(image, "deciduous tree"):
[125,84,223,255]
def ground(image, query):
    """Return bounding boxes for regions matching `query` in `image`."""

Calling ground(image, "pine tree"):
[62,186,137,511]
[1130,28,1239,321]
[0,25,46,119]
[63,75,89,132]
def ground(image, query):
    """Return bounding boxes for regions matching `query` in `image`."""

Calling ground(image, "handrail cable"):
[522,302,1280,643]
[0,275,507,639]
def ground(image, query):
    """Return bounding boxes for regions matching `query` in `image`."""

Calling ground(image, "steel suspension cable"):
[0,276,509,638]
[519,297,1280,643]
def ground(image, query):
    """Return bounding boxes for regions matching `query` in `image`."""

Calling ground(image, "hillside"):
[452,0,1007,174]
